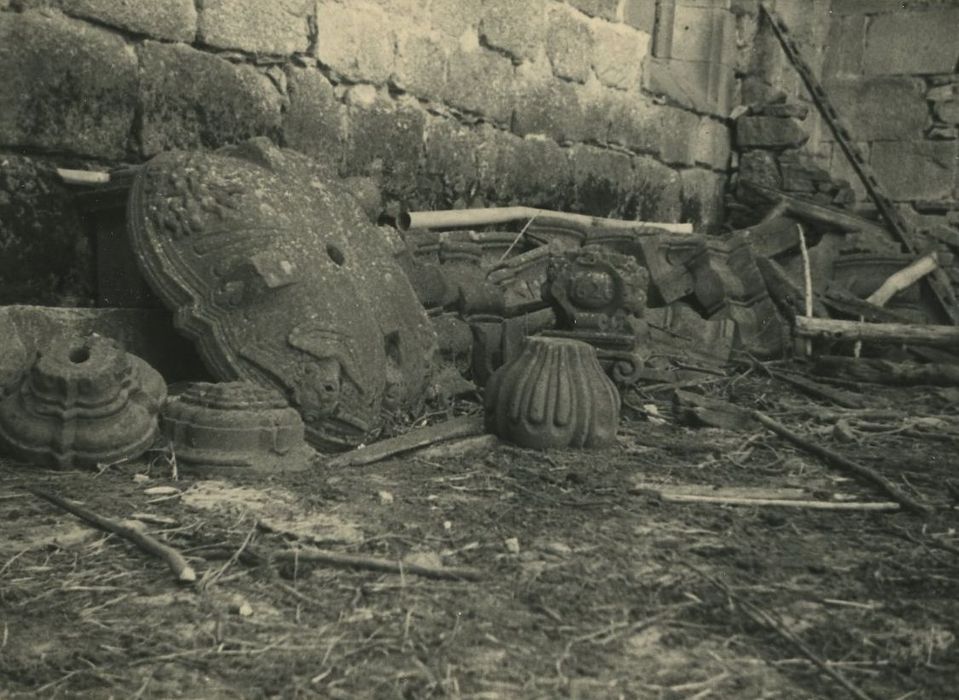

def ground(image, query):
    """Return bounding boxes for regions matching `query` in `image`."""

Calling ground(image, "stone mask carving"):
[128,138,436,450]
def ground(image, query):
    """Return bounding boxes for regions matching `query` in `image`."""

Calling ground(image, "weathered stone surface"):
[738,150,781,190]
[423,117,482,205]
[693,117,731,170]
[827,141,869,202]
[0,335,166,469]
[591,20,648,90]
[0,305,206,384]
[822,13,865,77]
[428,0,483,36]
[657,105,702,165]
[643,56,735,118]
[512,65,586,142]
[871,140,957,201]
[567,0,619,21]
[315,1,394,83]
[0,156,92,305]
[823,77,927,141]
[633,155,682,222]
[756,102,809,119]
[393,28,450,100]
[475,125,572,207]
[681,168,725,233]
[736,115,808,149]
[935,100,959,126]
[198,0,310,54]
[545,3,593,83]
[569,144,635,217]
[0,11,136,159]
[604,88,661,154]
[485,337,620,449]
[138,42,283,155]
[128,138,436,450]
[623,0,655,33]
[864,8,959,75]
[343,91,425,196]
[670,4,735,65]
[831,0,913,14]
[283,67,346,169]
[479,0,546,61]
[500,135,572,208]
[928,83,958,103]
[443,45,514,124]
[62,0,196,41]
[161,381,312,471]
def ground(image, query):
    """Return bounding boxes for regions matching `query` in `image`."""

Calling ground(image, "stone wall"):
[736,0,959,213]
[0,0,737,305]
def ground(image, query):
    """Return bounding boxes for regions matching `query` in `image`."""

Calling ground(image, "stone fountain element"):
[0,335,166,468]
[127,138,436,450]
[160,381,312,472]
[484,336,620,449]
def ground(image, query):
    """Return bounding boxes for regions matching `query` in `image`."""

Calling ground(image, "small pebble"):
[504,537,520,554]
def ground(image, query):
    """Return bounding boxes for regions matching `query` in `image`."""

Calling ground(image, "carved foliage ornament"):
[128,138,436,450]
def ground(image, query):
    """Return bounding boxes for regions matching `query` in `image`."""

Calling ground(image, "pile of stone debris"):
[2,136,958,472]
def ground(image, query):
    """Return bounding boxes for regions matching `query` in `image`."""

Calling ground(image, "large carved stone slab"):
[128,138,436,450]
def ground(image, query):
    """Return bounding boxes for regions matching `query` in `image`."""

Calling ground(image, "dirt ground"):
[2,368,958,699]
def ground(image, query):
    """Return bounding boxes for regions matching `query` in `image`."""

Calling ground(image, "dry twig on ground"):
[25,487,197,583]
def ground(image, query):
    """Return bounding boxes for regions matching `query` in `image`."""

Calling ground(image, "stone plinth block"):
[0,11,137,159]
[138,42,283,156]
[198,0,311,54]
[0,335,166,469]
[736,115,808,149]
[484,337,620,449]
[127,138,436,451]
[160,382,312,471]
[63,0,196,41]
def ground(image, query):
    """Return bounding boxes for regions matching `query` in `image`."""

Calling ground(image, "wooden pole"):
[398,207,693,234]
[751,411,932,515]
[795,316,959,348]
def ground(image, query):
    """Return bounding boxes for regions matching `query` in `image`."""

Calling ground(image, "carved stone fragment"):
[0,335,166,468]
[484,337,620,449]
[160,381,312,471]
[127,138,436,450]
[544,244,648,334]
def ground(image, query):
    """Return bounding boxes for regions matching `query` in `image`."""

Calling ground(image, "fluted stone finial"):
[484,337,620,449]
